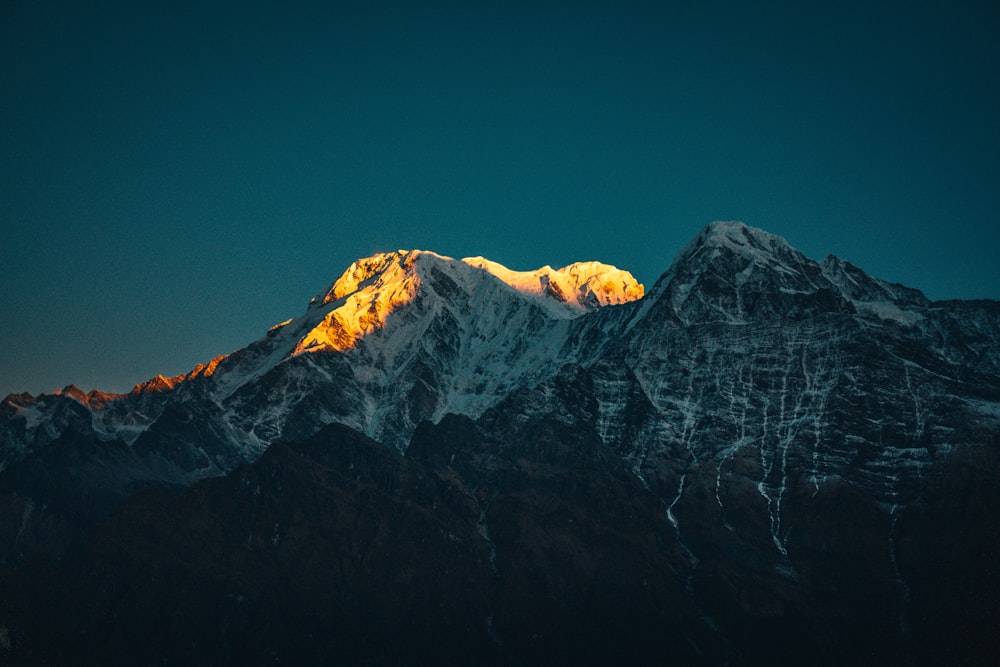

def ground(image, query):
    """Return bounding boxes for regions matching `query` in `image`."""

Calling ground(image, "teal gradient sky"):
[2,0,999,396]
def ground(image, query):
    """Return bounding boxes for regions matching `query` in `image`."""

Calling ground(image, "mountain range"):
[1,221,997,664]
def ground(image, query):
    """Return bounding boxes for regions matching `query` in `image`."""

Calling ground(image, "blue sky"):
[2,0,998,396]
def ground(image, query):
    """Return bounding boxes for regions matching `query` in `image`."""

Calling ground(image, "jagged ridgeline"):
[1,222,998,665]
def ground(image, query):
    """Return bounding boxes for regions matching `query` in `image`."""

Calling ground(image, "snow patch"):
[854,301,923,327]
[15,406,46,430]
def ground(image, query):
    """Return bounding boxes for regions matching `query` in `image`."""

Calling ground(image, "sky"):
[1,0,998,396]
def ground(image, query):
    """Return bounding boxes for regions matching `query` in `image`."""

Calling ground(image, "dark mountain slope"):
[1,419,714,665]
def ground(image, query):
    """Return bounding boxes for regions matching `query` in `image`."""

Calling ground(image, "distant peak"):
[550,261,645,308]
[49,384,124,407]
[53,384,88,402]
[130,373,181,396]
[462,257,643,310]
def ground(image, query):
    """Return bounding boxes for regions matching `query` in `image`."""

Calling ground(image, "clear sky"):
[2,0,998,396]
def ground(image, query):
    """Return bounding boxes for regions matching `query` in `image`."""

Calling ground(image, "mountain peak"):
[312,249,425,307]
[291,249,642,357]
[653,221,809,295]
[692,221,798,258]
[461,256,643,310]
[637,222,844,325]
[297,251,424,354]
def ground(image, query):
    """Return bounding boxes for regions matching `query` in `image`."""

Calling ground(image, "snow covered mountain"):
[1,222,998,664]
[1,249,644,481]
[2,221,997,506]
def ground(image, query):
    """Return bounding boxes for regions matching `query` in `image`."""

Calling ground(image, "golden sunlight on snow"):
[291,250,644,356]
[127,355,227,396]
[461,257,644,307]
[294,251,421,354]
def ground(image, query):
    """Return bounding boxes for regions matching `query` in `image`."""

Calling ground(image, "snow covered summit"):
[293,249,644,356]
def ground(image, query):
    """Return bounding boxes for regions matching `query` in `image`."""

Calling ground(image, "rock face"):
[1,222,998,664]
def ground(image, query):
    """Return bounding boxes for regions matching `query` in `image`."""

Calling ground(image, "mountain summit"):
[1,222,997,664]
[294,249,643,355]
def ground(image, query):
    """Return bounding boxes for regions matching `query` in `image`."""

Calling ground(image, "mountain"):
[1,222,998,664]
[1,250,643,482]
